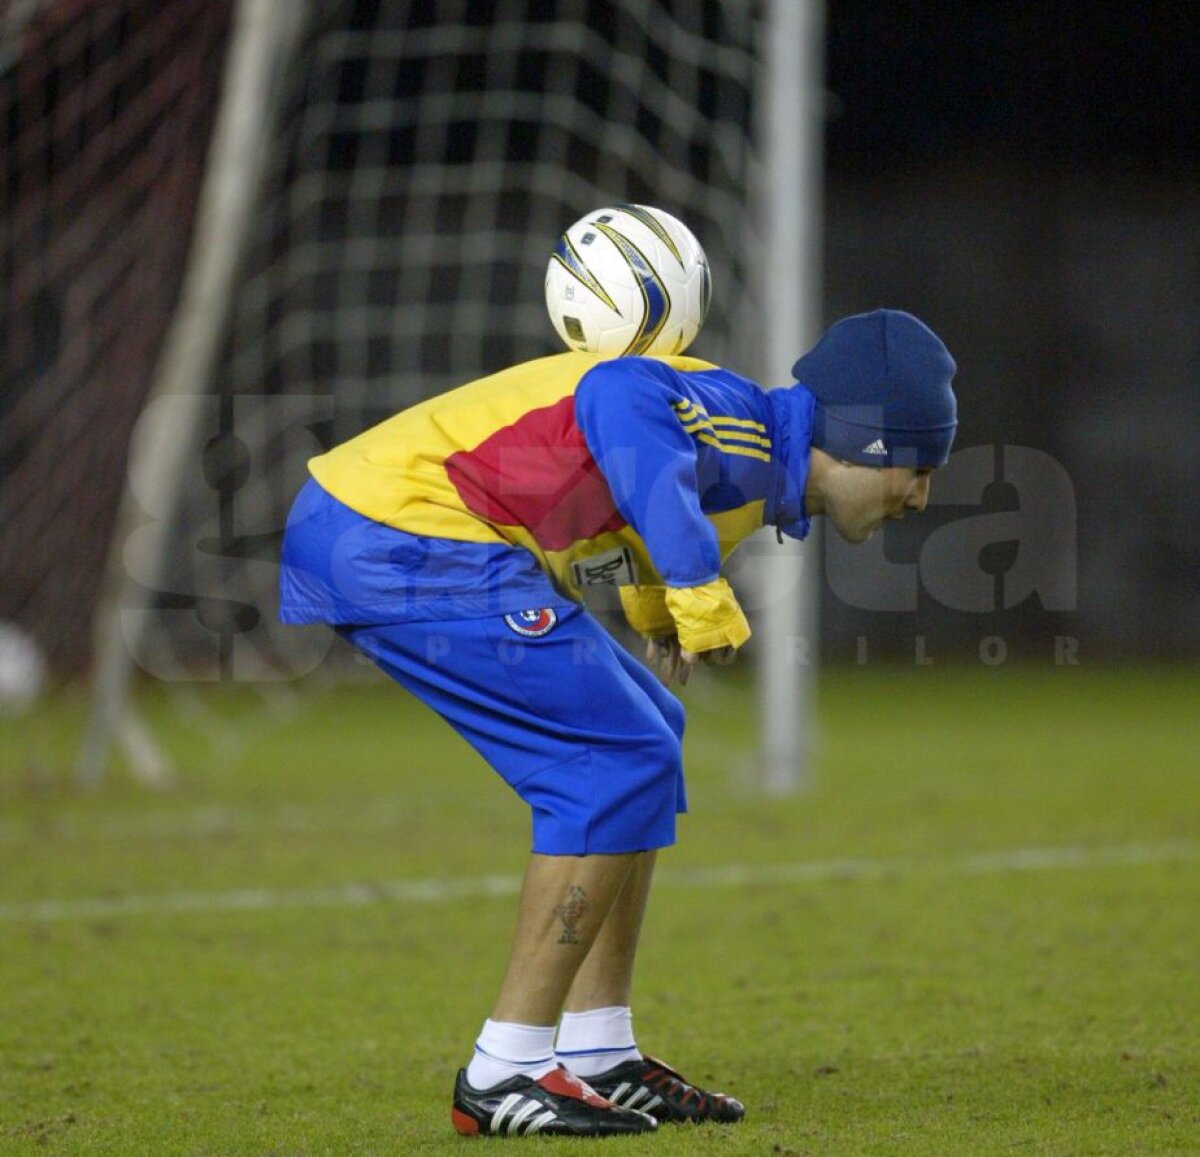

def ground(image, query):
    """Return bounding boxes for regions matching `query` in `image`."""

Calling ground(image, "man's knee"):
[657,694,686,743]
[642,717,683,779]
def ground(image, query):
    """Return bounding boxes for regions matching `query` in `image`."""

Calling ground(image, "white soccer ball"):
[544,204,711,358]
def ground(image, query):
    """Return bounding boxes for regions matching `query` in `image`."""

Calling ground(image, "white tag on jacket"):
[570,545,637,588]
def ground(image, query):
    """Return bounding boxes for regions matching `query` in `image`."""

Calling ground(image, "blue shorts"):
[280,479,687,855]
[338,609,687,855]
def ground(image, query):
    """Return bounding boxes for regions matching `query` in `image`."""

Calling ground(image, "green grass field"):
[1,663,1197,1155]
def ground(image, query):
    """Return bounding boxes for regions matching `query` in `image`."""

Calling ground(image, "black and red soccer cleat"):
[451,1065,659,1137]
[585,1054,746,1124]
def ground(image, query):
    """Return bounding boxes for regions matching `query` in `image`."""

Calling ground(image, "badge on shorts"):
[503,608,558,638]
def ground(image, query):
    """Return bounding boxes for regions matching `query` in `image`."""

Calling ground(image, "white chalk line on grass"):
[0,840,1195,924]
[0,802,417,846]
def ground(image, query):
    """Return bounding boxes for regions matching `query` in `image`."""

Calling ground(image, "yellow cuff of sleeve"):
[664,578,751,654]
[618,585,676,638]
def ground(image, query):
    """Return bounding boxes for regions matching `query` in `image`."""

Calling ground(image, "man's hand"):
[646,636,691,686]
[645,637,737,687]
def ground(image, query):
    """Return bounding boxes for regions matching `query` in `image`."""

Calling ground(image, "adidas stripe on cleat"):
[585,1055,746,1124]
[451,1065,658,1137]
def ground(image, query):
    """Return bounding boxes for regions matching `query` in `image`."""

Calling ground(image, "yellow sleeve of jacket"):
[618,585,677,638]
[621,579,752,653]
[664,578,752,654]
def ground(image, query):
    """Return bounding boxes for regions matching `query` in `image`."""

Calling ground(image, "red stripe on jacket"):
[444,395,627,552]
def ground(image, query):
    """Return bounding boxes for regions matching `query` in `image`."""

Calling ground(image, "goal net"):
[0,0,233,677]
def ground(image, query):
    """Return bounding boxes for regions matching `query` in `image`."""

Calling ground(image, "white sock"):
[465,1019,557,1090]
[555,1006,642,1078]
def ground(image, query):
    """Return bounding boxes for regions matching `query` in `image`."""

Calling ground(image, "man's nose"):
[907,476,931,512]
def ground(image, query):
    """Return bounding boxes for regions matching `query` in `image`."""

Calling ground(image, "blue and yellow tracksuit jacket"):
[279,351,815,652]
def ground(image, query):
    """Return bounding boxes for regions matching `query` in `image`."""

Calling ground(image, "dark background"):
[815,0,1198,661]
[827,3,1195,176]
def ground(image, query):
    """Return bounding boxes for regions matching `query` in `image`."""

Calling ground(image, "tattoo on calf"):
[554,885,590,945]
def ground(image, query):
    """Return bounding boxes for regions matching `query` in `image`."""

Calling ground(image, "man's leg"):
[552,851,655,1083]
[491,851,641,1025]
[562,850,657,1012]
[338,611,678,1134]
[552,842,746,1125]
[452,850,659,1137]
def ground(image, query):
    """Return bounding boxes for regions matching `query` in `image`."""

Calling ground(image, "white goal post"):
[75,0,309,786]
[755,0,825,793]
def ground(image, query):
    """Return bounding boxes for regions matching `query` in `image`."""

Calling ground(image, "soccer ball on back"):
[544,204,711,358]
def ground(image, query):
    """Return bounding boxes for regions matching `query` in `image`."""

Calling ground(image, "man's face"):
[822,461,933,543]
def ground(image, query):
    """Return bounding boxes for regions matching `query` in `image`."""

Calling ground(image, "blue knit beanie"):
[791,309,958,468]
